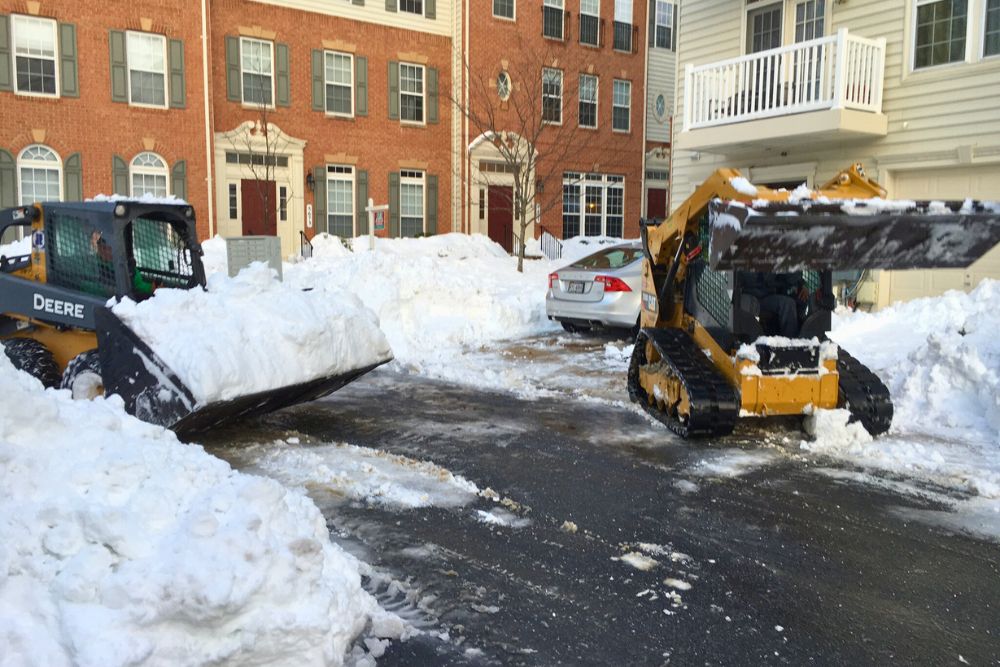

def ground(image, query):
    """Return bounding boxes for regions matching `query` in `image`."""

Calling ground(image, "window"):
[988,0,1000,56]
[613,0,633,51]
[228,183,238,219]
[12,15,58,95]
[400,0,424,15]
[327,165,355,237]
[579,74,598,128]
[225,151,289,167]
[794,0,825,42]
[400,170,425,237]
[542,68,563,124]
[279,186,288,221]
[494,0,515,19]
[655,0,674,49]
[914,0,968,68]
[543,0,565,40]
[325,51,354,116]
[562,172,625,238]
[612,79,630,131]
[497,70,512,101]
[580,0,600,46]
[126,32,167,106]
[18,145,61,204]
[130,152,168,198]
[240,37,273,105]
[646,169,668,181]
[746,2,782,53]
[400,63,425,123]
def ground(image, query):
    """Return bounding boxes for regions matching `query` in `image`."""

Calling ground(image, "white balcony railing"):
[683,28,886,131]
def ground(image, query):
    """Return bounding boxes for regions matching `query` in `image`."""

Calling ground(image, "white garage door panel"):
[882,166,1000,306]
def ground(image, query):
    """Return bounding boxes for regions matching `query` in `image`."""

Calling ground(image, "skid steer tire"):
[60,350,105,400]
[2,338,61,388]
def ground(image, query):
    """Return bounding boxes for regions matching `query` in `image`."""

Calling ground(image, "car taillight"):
[548,272,559,289]
[595,275,631,292]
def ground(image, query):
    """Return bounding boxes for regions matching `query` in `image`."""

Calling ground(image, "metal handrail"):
[299,231,313,259]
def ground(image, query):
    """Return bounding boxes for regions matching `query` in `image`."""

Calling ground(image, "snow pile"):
[728,176,758,196]
[560,235,638,264]
[0,352,394,666]
[112,263,392,404]
[87,193,189,205]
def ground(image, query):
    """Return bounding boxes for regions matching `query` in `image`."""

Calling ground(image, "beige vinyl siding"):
[250,0,453,37]
[670,0,1000,211]
[646,49,676,142]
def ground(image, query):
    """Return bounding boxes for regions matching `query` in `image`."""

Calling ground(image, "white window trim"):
[909,0,973,73]
[239,36,276,109]
[324,50,355,118]
[741,0,783,56]
[11,15,59,98]
[981,0,1000,59]
[493,0,517,21]
[654,0,674,49]
[228,182,239,220]
[542,67,563,126]
[580,0,601,46]
[400,169,426,236]
[326,164,356,237]
[579,73,598,129]
[543,0,565,40]
[612,79,631,133]
[561,173,626,238]
[17,145,63,204]
[397,0,427,18]
[129,152,169,197]
[399,62,426,126]
[125,31,169,109]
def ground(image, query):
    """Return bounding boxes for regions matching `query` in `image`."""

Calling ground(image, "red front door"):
[241,179,277,236]
[646,188,667,220]
[488,185,514,253]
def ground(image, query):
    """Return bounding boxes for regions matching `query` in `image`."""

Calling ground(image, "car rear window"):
[572,247,641,269]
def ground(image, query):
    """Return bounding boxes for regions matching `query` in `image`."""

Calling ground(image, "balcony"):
[675,29,888,155]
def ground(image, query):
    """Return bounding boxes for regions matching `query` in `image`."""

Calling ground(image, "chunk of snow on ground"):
[691,449,779,478]
[617,552,659,571]
[475,509,531,528]
[560,521,579,534]
[239,440,479,509]
[673,479,700,494]
[0,351,393,666]
[663,578,692,591]
[112,263,392,405]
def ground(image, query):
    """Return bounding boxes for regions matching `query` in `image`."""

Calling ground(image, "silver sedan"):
[545,242,643,334]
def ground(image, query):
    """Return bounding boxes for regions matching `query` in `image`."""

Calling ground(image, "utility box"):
[225,236,283,280]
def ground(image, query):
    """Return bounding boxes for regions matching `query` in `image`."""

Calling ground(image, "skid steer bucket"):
[708,199,1000,272]
[94,308,389,436]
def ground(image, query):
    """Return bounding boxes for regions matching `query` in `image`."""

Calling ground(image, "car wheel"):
[60,350,105,400]
[3,337,61,388]
[561,321,589,333]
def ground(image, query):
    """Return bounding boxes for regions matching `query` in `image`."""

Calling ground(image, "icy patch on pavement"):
[475,509,531,528]
[0,352,395,666]
[690,449,780,478]
[243,440,479,509]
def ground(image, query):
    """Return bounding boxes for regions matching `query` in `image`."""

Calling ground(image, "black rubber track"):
[627,328,739,438]
[2,337,61,388]
[836,348,893,436]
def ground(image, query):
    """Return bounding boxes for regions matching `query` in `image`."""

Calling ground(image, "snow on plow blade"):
[94,308,388,436]
[708,199,1000,272]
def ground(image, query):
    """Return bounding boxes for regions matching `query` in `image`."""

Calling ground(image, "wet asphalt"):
[203,370,1000,666]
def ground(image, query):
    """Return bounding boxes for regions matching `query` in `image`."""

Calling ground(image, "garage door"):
[877,166,1000,307]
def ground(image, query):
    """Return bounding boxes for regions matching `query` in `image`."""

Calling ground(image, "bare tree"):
[225,102,292,235]
[451,34,636,271]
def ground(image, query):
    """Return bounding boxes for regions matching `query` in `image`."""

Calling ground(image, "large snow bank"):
[112,263,393,404]
[0,352,395,666]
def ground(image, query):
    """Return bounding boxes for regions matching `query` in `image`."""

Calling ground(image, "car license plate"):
[567,281,585,294]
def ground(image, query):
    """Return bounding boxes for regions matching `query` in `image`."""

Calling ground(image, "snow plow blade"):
[94,307,388,436]
[708,199,1000,272]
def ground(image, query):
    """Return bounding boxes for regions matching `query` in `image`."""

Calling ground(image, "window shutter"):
[648,0,655,48]
[109,30,128,102]
[113,155,129,195]
[427,67,439,124]
[59,23,79,98]
[63,153,82,201]
[388,172,400,237]
[311,50,324,111]
[225,36,241,102]
[388,61,399,120]
[171,160,188,201]
[671,3,677,50]
[169,39,186,108]
[0,150,16,208]
[313,166,327,234]
[0,16,11,92]
[385,0,397,12]
[426,0,436,19]
[355,56,368,116]
[352,0,364,5]
[426,174,438,235]
[276,43,290,107]
[355,169,368,234]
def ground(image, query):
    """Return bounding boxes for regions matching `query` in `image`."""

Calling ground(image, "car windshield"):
[571,246,641,270]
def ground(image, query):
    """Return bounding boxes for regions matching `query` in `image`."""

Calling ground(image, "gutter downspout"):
[463,0,470,234]
[640,1,649,221]
[201,0,215,237]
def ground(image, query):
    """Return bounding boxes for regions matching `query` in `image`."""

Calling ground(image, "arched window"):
[130,152,168,198]
[18,144,61,204]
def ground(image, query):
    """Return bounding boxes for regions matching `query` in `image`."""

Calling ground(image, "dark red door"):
[646,188,667,220]
[241,179,277,236]
[488,185,514,253]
